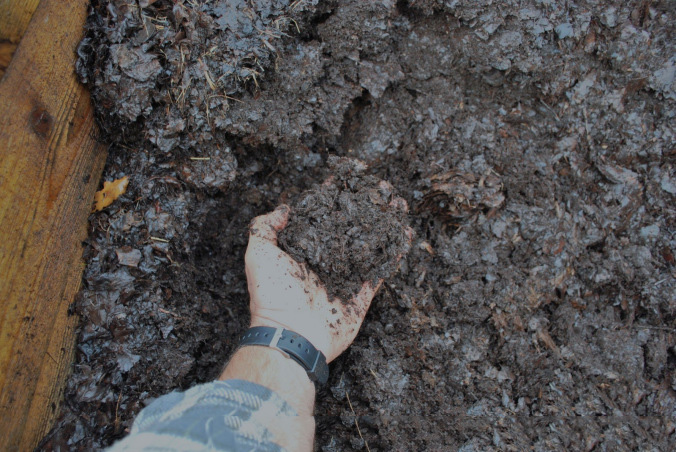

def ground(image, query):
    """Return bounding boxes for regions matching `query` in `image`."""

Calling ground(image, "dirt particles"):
[278,157,411,301]
[41,0,675,451]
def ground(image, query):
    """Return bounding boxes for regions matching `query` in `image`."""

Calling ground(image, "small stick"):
[190,157,211,161]
[159,308,180,318]
[539,99,560,121]
[345,390,371,452]
[150,236,169,243]
[114,392,122,432]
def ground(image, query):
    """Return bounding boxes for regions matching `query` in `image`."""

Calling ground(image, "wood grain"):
[0,0,107,450]
[0,0,42,42]
[0,0,42,79]
[0,41,17,78]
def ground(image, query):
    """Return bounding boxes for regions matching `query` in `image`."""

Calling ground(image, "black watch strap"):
[239,326,329,385]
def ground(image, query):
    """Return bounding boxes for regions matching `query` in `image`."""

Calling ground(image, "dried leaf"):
[596,160,639,186]
[93,176,129,212]
[537,329,560,354]
[418,169,504,223]
[116,246,142,267]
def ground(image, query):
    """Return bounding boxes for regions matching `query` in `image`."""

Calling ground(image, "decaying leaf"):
[418,169,505,224]
[115,246,142,267]
[93,176,129,212]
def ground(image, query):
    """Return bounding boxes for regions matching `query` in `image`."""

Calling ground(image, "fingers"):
[352,278,383,312]
[248,205,290,245]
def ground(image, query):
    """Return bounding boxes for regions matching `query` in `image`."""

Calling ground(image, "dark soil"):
[279,157,411,301]
[41,0,675,451]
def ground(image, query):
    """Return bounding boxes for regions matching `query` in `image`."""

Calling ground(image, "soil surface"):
[41,0,675,451]
[279,157,411,301]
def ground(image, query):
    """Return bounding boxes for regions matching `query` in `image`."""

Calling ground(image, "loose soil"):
[279,156,411,301]
[41,0,675,451]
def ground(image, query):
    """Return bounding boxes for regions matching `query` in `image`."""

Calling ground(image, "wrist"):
[219,345,315,417]
[240,325,330,385]
[250,316,333,362]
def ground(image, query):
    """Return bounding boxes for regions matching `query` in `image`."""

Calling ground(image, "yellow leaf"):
[93,176,129,212]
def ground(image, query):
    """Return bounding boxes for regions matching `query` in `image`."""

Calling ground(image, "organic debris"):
[278,157,412,302]
[76,0,318,156]
[45,0,675,450]
[418,169,505,225]
[180,147,237,193]
[93,176,129,212]
[115,247,142,267]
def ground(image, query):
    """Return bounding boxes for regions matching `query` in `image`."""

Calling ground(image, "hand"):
[245,202,410,363]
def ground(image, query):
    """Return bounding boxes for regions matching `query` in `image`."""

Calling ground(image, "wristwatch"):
[239,326,329,385]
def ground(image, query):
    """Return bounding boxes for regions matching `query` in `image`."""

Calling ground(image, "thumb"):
[248,205,290,246]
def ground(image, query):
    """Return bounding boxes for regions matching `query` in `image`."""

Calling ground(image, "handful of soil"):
[279,157,412,301]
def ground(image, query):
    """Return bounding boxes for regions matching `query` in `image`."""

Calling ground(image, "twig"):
[114,391,122,432]
[345,390,371,452]
[159,308,181,319]
[289,17,301,33]
[198,57,217,91]
[539,99,560,121]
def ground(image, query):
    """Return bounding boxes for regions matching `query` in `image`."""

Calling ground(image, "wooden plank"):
[0,0,42,78]
[0,41,17,78]
[0,0,108,449]
[0,0,42,41]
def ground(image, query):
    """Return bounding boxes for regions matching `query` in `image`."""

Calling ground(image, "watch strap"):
[239,326,329,385]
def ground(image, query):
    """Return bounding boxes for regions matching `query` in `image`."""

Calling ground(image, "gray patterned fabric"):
[108,380,293,451]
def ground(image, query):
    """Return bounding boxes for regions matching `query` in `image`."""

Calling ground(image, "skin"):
[219,196,411,451]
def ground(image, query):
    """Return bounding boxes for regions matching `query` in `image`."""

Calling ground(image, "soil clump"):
[41,0,675,451]
[279,157,411,301]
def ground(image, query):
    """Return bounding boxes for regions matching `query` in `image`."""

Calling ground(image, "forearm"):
[219,346,316,451]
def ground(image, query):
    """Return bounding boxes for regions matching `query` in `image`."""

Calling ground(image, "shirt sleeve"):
[107,379,296,452]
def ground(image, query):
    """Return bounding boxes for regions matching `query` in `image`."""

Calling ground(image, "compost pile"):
[279,156,411,301]
[42,0,675,450]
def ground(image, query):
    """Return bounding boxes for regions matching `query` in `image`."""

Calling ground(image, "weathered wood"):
[0,41,17,77]
[0,0,107,450]
[0,0,42,41]
[0,0,42,78]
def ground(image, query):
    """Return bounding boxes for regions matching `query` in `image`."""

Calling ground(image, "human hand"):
[245,201,411,363]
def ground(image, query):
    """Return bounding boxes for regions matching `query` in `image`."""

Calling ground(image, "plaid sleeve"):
[107,379,296,452]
